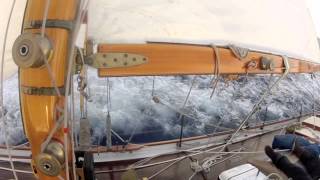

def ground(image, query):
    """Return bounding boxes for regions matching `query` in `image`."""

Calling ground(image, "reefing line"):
[63,0,90,179]
[210,45,221,99]
[41,0,51,38]
[0,0,18,179]
[41,0,62,97]
[197,55,291,175]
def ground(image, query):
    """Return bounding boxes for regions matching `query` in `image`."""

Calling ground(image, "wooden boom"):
[97,43,320,77]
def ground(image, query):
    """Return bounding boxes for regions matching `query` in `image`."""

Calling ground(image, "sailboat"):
[0,0,320,179]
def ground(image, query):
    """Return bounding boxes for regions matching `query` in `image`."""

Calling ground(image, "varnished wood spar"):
[98,44,320,77]
[19,0,78,179]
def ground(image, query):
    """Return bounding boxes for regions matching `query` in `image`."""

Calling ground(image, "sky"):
[308,0,320,37]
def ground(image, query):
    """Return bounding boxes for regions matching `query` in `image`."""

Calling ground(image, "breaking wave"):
[1,70,320,145]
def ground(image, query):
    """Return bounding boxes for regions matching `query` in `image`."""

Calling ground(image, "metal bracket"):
[260,56,275,71]
[85,53,148,69]
[229,44,249,60]
[25,20,74,31]
[22,86,65,96]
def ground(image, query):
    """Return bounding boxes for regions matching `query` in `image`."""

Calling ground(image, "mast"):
[12,0,80,179]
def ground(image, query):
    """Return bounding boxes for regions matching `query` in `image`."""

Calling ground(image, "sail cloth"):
[88,0,320,64]
[0,0,26,79]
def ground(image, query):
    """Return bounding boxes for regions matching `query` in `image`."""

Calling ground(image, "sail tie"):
[196,55,291,175]
[209,45,221,99]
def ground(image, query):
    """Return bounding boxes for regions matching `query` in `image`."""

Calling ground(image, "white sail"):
[88,0,320,64]
[0,0,26,80]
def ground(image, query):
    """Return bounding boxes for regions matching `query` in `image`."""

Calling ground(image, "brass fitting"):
[35,140,65,177]
[12,33,52,68]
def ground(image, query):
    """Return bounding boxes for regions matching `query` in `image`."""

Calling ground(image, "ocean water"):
[86,71,320,145]
[0,0,319,147]
[1,70,319,145]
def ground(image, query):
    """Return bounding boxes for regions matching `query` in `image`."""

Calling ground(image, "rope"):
[210,45,221,99]
[152,97,197,120]
[149,148,242,180]
[105,78,112,148]
[181,149,290,154]
[41,113,64,152]
[205,122,234,132]
[106,78,112,112]
[40,0,62,97]
[0,0,18,178]
[151,76,156,97]
[148,158,184,179]
[199,55,290,172]
[95,128,285,174]
[127,121,138,145]
[222,56,290,148]
[43,58,62,97]
[41,0,51,37]
[70,75,77,180]
[0,166,33,174]
[311,73,316,116]
[12,142,29,150]
[63,0,90,179]
[106,112,112,148]
[111,129,126,143]
[96,117,309,176]
[178,76,197,147]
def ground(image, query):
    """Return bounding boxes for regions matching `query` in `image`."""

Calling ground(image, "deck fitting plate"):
[86,53,148,69]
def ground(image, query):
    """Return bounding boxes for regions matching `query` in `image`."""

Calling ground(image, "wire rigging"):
[0,0,19,179]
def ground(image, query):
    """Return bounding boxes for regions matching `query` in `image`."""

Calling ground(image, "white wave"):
[1,70,319,145]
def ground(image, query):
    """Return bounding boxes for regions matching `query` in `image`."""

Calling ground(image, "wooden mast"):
[16,0,79,179]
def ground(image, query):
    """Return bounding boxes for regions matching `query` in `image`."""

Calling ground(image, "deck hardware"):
[260,56,275,71]
[246,60,258,70]
[85,53,148,69]
[79,118,91,149]
[35,141,65,177]
[229,44,249,60]
[121,169,138,180]
[12,33,52,68]
[25,20,74,31]
[75,151,96,180]
[86,40,94,57]
[152,96,160,103]
[22,86,65,96]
